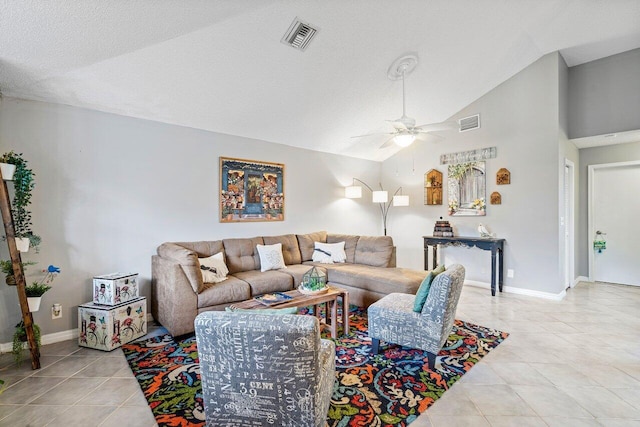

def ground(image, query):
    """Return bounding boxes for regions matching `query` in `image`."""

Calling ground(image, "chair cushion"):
[225,306,298,315]
[222,237,264,273]
[413,264,446,312]
[279,264,327,288]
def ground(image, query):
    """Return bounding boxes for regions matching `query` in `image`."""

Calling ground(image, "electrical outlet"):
[52,303,62,319]
[507,269,514,278]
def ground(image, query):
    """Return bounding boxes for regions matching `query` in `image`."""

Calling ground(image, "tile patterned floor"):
[0,281,639,426]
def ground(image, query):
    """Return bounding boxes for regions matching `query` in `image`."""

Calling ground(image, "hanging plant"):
[12,321,41,365]
[0,151,40,250]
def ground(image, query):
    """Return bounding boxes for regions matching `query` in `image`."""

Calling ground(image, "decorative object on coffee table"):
[299,266,328,295]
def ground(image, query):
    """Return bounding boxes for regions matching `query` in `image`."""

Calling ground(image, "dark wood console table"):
[423,236,505,296]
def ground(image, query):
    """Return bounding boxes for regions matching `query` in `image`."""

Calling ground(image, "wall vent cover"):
[281,18,318,51]
[459,114,481,132]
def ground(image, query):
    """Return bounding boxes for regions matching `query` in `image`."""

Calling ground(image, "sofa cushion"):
[327,234,359,263]
[263,234,302,265]
[223,237,264,274]
[280,264,328,288]
[174,240,225,258]
[256,243,287,272]
[198,252,229,283]
[313,241,346,264]
[327,265,428,295]
[297,231,327,261]
[354,235,394,267]
[232,270,294,295]
[157,242,199,266]
[197,276,251,308]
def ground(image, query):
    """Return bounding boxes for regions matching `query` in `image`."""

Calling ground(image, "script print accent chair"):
[368,264,465,370]
[195,311,335,427]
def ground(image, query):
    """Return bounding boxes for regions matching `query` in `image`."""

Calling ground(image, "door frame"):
[563,159,575,288]
[588,160,640,281]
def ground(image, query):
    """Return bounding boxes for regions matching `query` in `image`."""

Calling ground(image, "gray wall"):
[381,53,565,295]
[577,140,640,277]
[0,97,381,341]
[569,48,640,139]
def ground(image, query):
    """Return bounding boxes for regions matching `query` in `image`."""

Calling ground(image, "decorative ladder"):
[0,167,40,369]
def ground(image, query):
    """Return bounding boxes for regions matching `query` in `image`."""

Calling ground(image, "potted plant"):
[1,259,37,286]
[12,320,41,365]
[0,151,40,252]
[24,265,60,312]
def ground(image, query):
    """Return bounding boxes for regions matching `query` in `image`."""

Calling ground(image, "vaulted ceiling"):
[1,1,639,160]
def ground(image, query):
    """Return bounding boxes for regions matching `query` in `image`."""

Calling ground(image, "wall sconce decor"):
[345,178,409,235]
[496,168,511,185]
[424,169,443,205]
[490,191,502,204]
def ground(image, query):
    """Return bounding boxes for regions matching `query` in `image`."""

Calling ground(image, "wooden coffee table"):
[229,285,349,337]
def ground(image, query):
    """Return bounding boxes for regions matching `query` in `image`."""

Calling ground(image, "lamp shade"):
[372,190,388,203]
[393,195,409,206]
[345,185,362,198]
[394,133,416,147]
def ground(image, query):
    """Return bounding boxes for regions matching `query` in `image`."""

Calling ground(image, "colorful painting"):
[220,157,285,222]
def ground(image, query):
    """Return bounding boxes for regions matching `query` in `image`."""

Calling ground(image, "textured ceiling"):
[1,0,639,161]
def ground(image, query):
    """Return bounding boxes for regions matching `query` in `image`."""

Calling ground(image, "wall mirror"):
[447,161,486,216]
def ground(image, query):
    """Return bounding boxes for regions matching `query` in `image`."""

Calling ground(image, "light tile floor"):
[0,281,638,426]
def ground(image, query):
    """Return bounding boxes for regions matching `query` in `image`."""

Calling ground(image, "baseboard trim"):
[574,276,589,286]
[1,313,154,353]
[464,280,567,301]
[0,328,79,353]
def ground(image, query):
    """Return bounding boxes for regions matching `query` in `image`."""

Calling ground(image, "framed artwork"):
[219,157,285,222]
[424,169,443,205]
[447,161,486,216]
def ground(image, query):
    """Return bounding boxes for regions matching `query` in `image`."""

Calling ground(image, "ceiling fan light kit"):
[351,53,455,149]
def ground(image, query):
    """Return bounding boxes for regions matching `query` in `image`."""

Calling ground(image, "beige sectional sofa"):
[152,231,428,336]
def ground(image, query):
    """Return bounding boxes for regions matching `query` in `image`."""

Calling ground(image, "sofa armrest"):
[152,255,198,336]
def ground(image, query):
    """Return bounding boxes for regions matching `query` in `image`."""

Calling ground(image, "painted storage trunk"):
[78,297,147,351]
[93,272,139,305]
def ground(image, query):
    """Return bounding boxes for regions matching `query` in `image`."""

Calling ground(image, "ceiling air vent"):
[281,17,319,52]
[459,114,481,132]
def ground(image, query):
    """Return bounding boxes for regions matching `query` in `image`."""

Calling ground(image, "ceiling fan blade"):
[386,120,408,131]
[414,120,458,132]
[379,136,397,149]
[415,133,444,143]
[351,131,394,139]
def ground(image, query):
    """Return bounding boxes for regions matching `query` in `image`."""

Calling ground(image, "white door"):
[590,161,640,286]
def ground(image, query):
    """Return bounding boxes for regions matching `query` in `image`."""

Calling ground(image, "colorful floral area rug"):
[122,306,508,427]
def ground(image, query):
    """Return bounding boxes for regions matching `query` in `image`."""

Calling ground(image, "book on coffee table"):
[253,292,294,307]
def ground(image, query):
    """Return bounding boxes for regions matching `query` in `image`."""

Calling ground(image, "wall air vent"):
[281,17,319,52]
[459,114,481,132]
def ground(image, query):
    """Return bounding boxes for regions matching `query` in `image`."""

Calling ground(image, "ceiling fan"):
[352,54,456,149]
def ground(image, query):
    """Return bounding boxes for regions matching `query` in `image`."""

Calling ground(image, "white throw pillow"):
[256,243,287,272]
[198,252,229,284]
[312,241,346,264]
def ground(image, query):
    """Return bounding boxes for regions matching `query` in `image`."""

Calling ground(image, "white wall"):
[0,97,381,341]
[569,48,640,139]
[381,53,565,295]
